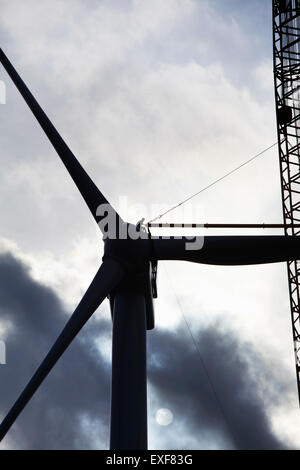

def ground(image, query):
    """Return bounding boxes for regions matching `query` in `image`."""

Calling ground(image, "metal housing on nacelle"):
[104,234,155,330]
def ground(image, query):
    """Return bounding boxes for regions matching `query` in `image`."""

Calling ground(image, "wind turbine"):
[0,48,300,450]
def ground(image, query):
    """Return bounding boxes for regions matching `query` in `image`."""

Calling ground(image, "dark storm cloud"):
[148,326,289,450]
[0,251,112,449]
[0,250,291,449]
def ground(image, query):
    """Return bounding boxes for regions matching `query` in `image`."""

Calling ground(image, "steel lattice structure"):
[273,0,300,404]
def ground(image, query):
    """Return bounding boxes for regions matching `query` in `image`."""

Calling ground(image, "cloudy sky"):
[0,0,299,450]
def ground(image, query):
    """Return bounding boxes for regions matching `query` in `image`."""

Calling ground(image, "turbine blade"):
[153,236,300,265]
[0,48,122,232]
[0,257,124,441]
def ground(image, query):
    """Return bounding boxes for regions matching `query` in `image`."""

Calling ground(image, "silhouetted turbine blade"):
[0,48,122,232]
[153,236,300,265]
[0,258,124,442]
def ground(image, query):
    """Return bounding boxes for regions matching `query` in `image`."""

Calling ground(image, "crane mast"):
[273,0,300,404]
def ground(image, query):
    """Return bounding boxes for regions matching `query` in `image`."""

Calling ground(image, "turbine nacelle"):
[104,231,156,330]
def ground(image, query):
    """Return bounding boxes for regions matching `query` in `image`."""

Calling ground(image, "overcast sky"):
[0,0,300,450]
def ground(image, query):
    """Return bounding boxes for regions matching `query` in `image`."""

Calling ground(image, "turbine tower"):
[0,48,300,450]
